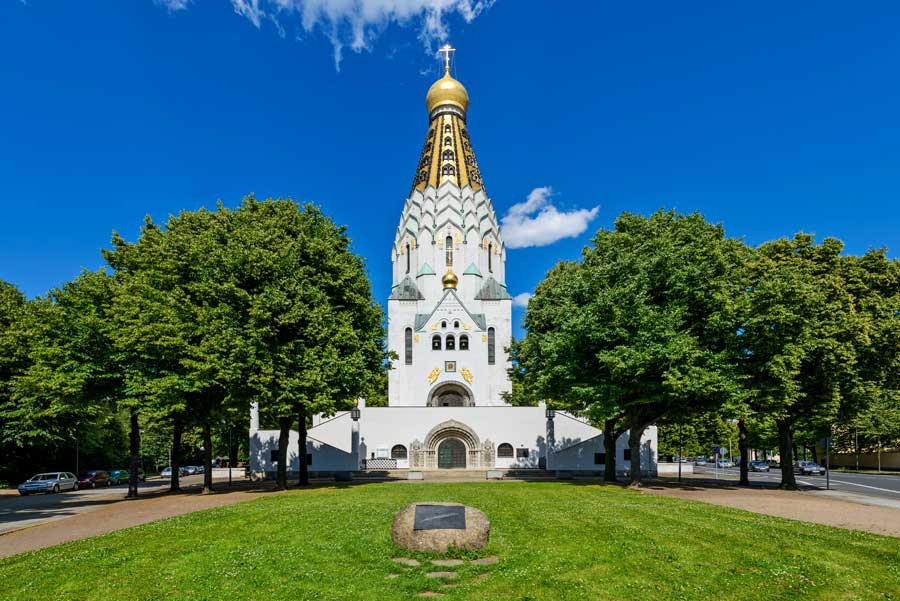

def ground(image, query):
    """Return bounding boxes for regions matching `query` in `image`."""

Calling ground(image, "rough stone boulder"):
[391,502,490,553]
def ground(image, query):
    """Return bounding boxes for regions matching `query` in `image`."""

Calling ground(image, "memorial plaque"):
[414,504,466,530]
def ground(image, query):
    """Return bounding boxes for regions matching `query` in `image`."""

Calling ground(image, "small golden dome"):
[426,66,469,114]
[442,268,459,289]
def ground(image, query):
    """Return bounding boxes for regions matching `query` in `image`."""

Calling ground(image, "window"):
[441,320,447,329]
[488,327,496,364]
[270,449,279,463]
[446,334,456,350]
[442,149,454,161]
[459,334,469,350]
[594,452,606,465]
[516,448,529,458]
[391,445,408,460]
[454,321,460,328]
[497,443,513,458]
[432,335,442,350]
[405,328,413,365]
[444,136,452,146]
[488,242,493,272]
[444,124,451,133]
[442,164,455,176]
[623,449,631,461]
[307,454,313,466]
[405,243,410,273]
[445,235,453,266]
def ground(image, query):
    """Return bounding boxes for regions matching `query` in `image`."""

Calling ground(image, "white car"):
[17,472,79,495]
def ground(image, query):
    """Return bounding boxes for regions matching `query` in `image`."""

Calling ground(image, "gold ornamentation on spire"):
[442,268,459,289]
[427,368,440,384]
[461,367,474,384]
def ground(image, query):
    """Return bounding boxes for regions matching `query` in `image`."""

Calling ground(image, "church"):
[249,49,658,478]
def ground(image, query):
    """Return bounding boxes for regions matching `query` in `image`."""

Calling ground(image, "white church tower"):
[387,46,512,408]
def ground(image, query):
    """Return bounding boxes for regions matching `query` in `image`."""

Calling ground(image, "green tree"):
[226,198,385,488]
[514,211,746,485]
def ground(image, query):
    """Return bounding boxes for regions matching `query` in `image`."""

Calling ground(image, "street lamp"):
[545,408,555,420]
[350,407,361,421]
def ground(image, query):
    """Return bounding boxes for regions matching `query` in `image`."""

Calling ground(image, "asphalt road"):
[691,465,900,504]
[0,475,207,535]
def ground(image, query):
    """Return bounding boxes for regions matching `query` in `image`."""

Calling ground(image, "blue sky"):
[2,1,900,336]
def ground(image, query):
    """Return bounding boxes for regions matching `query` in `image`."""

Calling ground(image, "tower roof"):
[410,47,485,195]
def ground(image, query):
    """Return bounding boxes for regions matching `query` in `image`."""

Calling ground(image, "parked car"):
[78,470,111,488]
[160,466,188,478]
[17,472,79,495]
[749,460,770,472]
[694,458,708,466]
[109,469,145,485]
[716,460,733,468]
[794,461,826,475]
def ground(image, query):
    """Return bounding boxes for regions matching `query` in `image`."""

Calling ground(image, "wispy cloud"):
[151,1,494,70]
[511,292,532,308]
[501,187,599,249]
[154,0,191,12]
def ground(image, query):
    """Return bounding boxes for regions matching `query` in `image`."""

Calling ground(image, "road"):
[0,475,211,535]
[691,465,900,505]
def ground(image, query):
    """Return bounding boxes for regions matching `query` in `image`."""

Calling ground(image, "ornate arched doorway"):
[437,438,467,469]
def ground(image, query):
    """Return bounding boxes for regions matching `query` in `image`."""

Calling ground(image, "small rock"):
[472,555,499,566]
[426,571,458,579]
[431,559,465,567]
[392,557,420,567]
[385,573,401,579]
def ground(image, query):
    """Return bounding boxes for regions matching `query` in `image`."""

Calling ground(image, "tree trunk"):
[127,409,140,498]
[878,438,882,472]
[602,417,619,483]
[297,404,309,486]
[201,421,213,494]
[170,415,183,493]
[777,420,797,490]
[737,419,750,486]
[276,416,291,490]
[627,412,649,487]
[809,445,818,465]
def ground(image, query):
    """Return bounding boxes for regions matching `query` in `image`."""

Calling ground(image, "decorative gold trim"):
[461,367,474,384]
[427,368,440,384]
[414,335,420,343]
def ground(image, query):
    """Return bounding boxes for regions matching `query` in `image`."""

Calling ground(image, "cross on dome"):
[438,43,455,71]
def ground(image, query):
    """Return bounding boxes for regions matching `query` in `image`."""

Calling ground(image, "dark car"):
[78,470,111,488]
[794,461,826,475]
[109,469,145,485]
[749,460,770,472]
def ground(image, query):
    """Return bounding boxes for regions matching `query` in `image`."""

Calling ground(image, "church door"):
[437,438,467,469]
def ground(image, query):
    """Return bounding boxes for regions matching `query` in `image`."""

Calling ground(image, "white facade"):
[248,60,658,478]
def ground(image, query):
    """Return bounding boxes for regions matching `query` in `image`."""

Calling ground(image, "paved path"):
[0,479,281,560]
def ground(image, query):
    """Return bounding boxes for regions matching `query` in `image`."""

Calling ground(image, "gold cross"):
[438,43,455,71]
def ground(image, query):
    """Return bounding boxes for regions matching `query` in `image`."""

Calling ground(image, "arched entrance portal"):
[427,382,474,407]
[437,438,467,469]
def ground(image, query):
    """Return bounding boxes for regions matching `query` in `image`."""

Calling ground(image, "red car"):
[78,470,111,488]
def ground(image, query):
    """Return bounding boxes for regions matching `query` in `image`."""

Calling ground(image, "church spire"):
[411,46,485,194]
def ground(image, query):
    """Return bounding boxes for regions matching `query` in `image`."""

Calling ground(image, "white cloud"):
[163,0,493,70]
[155,0,191,11]
[511,292,532,308]
[501,187,599,249]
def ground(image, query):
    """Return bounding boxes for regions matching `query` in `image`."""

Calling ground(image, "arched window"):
[453,321,460,329]
[432,335,442,350]
[405,243,410,273]
[391,444,407,460]
[441,320,447,329]
[445,235,453,266]
[488,242,493,272]
[444,124,452,133]
[405,328,413,365]
[497,443,513,458]
[446,334,455,350]
[488,327,496,364]
[442,164,455,176]
[442,149,454,161]
[444,136,452,146]
[459,334,469,350]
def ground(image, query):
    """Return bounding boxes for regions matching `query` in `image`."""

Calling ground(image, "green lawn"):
[1,482,899,600]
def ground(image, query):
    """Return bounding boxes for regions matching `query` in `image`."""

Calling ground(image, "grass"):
[1,482,899,600]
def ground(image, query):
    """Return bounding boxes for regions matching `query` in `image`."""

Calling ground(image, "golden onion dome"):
[426,66,469,114]
[442,268,459,289]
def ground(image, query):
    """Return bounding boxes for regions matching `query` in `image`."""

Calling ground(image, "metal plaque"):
[413,504,466,530]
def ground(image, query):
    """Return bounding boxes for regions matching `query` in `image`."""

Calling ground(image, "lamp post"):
[545,407,555,471]
[350,406,361,472]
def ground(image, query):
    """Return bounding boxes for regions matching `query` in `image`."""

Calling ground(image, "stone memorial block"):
[392,502,489,553]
